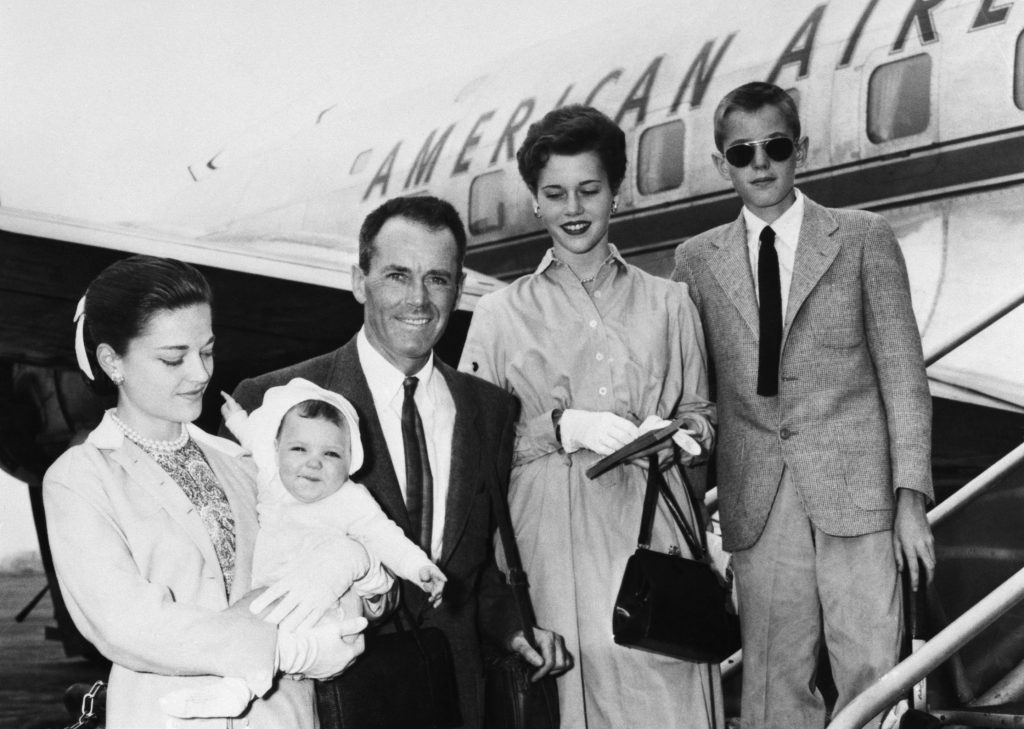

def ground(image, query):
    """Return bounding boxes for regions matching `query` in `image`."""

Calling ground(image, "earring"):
[611,199,619,214]
[110,371,124,386]
[533,204,541,219]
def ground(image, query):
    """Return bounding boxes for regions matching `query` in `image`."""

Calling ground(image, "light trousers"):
[731,469,902,729]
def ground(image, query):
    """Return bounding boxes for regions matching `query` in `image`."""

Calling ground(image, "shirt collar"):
[533,243,627,276]
[742,188,805,251]
[357,328,436,405]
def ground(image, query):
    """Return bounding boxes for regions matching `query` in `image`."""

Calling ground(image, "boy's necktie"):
[402,376,433,552]
[757,225,782,397]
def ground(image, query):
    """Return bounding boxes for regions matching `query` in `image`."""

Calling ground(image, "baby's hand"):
[419,564,447,607]
[220,391,243,423]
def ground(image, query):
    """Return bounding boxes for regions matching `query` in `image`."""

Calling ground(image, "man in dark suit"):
[231,195,569,729]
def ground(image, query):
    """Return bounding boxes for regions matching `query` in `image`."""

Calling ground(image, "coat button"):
[780,428,792,440]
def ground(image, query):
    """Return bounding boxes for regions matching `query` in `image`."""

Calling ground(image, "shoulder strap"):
[485,461,541,652]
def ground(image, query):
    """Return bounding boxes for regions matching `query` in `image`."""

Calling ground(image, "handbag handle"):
[485,459,542,654]
[585,422,710,559]
[639,454,707,559]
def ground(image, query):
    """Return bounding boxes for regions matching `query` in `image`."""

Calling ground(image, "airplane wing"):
[0,206,504,310]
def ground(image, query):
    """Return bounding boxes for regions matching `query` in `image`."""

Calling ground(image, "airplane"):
[2,0,1024,721]
[163,0,1024,415]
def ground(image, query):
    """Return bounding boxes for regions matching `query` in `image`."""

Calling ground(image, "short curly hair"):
[516,105,627,195]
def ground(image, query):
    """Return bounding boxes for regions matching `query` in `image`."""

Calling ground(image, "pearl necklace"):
[109,411,189,453]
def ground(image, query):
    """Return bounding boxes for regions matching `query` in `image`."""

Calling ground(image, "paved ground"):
[0,573,109,729]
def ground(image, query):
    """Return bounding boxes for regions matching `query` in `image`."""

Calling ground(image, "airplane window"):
[867,54,932,143]
[469,170,506,236]
[638,121,684,195]
[1015,31,1024,110]
[350,150,372,175]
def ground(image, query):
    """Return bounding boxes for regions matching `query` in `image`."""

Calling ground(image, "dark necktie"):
[757,225,782,397]
[402,376,433,552]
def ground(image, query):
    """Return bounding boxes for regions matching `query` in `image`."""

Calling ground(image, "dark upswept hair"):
[357,195,467,273]
[276,399,347,438]
[516,104,627,195]
[81,255,212,394]
[712,82,802,152]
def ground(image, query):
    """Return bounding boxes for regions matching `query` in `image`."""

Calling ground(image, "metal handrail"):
[719,442,1024,682]
[829,565,1024,728]
[929,442,1024,528]
[923,289,1024,367]
[827,443,1024,726]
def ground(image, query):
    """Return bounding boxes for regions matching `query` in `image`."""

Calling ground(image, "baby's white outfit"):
[162,378,433,720]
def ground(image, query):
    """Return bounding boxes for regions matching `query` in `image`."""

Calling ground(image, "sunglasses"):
[723,137,796,167]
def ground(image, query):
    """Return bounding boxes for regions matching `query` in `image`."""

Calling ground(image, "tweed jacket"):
[43,415,314,729]
[231,337,521,729]
[672,196,933,552]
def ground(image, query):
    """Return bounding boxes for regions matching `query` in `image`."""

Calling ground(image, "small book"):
[585,415,693,480]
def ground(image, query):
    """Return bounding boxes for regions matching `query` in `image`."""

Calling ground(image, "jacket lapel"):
[198,442,257,602]
[333,340,413,534]
[436,361,480,568]
[784,199,842,337]
[707,215,760,336]
[108,442,225,585]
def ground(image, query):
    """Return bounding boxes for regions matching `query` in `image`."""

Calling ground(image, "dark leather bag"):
[588,422,741,664]
[316,607,461,729]
[482,460,559,729]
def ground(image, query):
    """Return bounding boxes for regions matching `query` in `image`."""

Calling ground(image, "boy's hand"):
[893,488,935,591]
[418,564,447,607]
[220,391,243,423]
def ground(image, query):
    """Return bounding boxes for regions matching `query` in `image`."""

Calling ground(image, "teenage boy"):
[672,82,935,728]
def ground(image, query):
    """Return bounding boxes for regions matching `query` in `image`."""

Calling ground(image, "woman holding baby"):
[43,255,374,729]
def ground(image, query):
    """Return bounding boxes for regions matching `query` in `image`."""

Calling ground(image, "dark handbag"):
[588,423,741,663]
[482,461,559,729]
[315,606,461,729]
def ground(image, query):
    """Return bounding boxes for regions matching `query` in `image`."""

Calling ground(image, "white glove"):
[637,415,702,456]
[251,534,372,632]
[559,409,640,455]
[276,616,368,680]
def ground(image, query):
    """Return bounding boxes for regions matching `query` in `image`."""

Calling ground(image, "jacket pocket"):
[838,424,893,511]
[814,325,863,349]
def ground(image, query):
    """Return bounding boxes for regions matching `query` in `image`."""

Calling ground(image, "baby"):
[161,377,445,719]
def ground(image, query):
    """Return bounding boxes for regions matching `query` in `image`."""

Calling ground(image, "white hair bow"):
[73,296,95,380]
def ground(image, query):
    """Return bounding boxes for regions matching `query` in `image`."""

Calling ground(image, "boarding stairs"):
[714,289,1024,728]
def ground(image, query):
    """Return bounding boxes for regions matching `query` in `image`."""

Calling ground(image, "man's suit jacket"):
[672,196,933,552]
[231,337,521,729]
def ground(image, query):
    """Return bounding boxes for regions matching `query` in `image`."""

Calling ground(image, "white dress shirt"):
[357,329,455,561]
[743,188,805,320]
